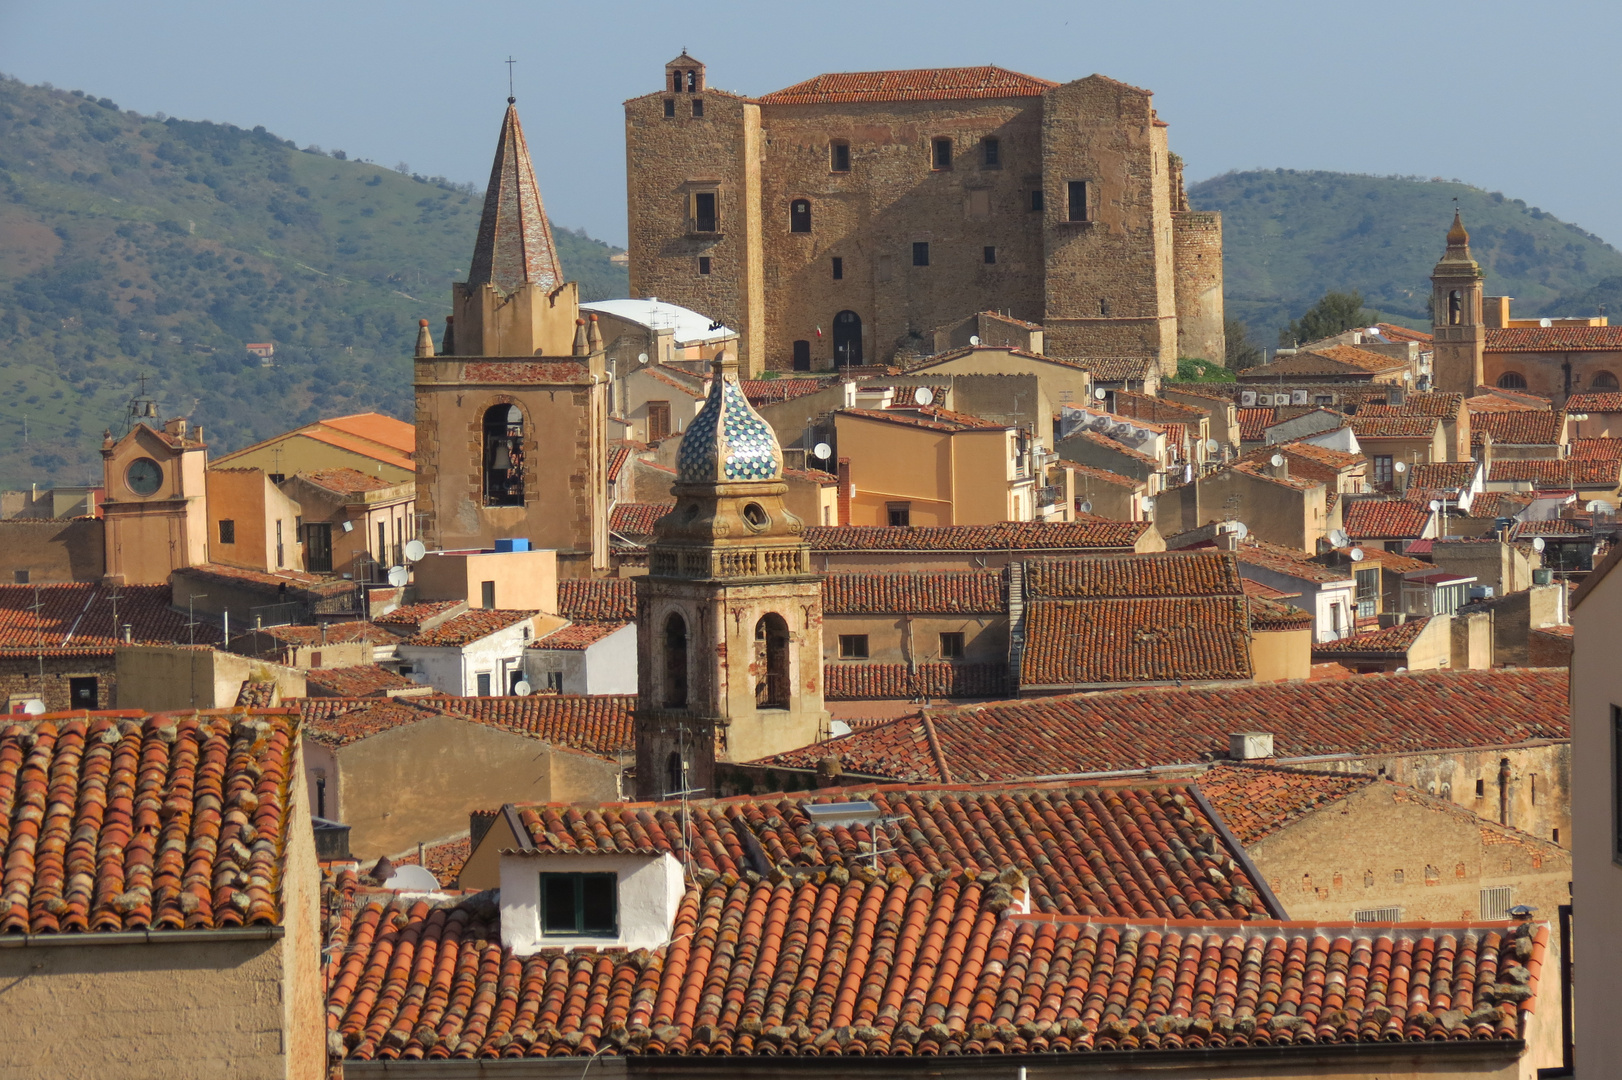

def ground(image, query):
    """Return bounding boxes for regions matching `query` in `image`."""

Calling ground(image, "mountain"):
[0,75,627,487]
[1191,169,1622,346]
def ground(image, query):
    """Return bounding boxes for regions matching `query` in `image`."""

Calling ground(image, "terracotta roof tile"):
[1055,461,1143,488]
[1344,498,1433,539]
[1471,410,1564,446]
[1349,415,1440,439]
[1081,356,1157,382]
[298,694,635,757]
[823,570,1004,614]
[0,710,296,933]
[1022,598,1251,685]
[609,502,670,536]
[294,467,396,496]
[825,661,1009,700]
[259,621,401,647]
[1312,618,1431,656]
[1375,322,1433,344]
[1408,461,1478,493]
[1110,390,1207,424]
[1566,392,1622,412]
[1573,437,1622,460]
[1235,540,1355,584]
[740,378,830,405]
[1024,552,1241,597]
[301,700,431,747]
[318,412,416,455]
[303,664,423,698]
[1487,458,1620,487]
[0,583,220,651]
[806,521,1149,552]
[763,668,1568,782]
[1486,325,1622,351]
[1308,344,1411,373]
[1236,407,1275,441]
[388,835,470,888]
[530,621,629,650]
[176,562,354,599]
[556,578,636,622]
[404,610,535,647]
[1511,518,1591,538]
[1229,460,1324,492]
[1247,594,1313,631]
[759,65,1058,104]
[372,600,465,633]
[1199,763,1374,843]
[840,406,1006,432]
[1059,428,1162,465]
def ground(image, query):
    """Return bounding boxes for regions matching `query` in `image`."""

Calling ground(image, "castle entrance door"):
[833,310,862,367]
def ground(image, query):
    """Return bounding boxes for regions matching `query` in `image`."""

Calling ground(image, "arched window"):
[755,613,789,708]
[483,404,524,506]
[1594,371,1619,390]
[790,199,811,233]
[663,613,688,708]
[1497,372,1527,389]
[1448,290,1463,326]
[665,752,684,797]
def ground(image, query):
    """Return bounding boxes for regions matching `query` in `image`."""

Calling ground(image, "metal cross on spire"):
[505,56,517,103]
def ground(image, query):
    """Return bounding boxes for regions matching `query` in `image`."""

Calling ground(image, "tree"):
[1279,290,1379,347]
[1224,318,1264,369]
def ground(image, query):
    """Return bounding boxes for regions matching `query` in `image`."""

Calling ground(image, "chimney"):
[441,315,456,355]
[163,418,187,439]
[836,457,853,526]
[1228,732,1274,760]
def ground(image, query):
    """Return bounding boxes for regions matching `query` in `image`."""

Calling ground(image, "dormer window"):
[541,872,617,937]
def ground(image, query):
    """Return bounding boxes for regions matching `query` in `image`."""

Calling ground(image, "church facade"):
[625,56,1224,375]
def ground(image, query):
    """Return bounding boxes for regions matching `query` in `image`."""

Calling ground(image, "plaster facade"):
[498,851,684,955]
[0,516,104,583]
[525,621,638,695]
[115,645,306,711]
[101,421,208,586]
[626,60,1220,373]
[413,549,559,612]
[397,615,540,697]
[206,467,304,573]
[834,411,1032,526]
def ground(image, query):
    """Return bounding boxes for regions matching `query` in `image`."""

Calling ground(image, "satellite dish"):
[1532,536,1546,552]
[1394,461,1408,474]
[637,352,650,364]
[403,539,427,562]
[1205,439,1220,453]
[1329,528,1350,548]
[1348,547,1365,562]
[1539,318,1552,328]
[1227,521,1249,540]
[812,442,832,460]
[1270,454,1285,468]
[914,387,935,406]
[20,699,45,716]
[382,864,441,892]
[1428,500,1442,512]
[386,565,408,588]
[1094,387,1108,401]
[1079,500,1093,514]
[828,719,852,739]
[512,680,532,697]
[968,335,981,346]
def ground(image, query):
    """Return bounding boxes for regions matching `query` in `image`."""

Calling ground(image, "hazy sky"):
[3,0,1618,249]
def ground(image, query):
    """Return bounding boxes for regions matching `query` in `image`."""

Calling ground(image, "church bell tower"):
[633,353,829,800]
[1431,211,1486,394]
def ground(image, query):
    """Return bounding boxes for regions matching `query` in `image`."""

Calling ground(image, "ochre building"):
[625,55,1223,374]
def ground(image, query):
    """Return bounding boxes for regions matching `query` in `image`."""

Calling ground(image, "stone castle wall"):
[1173,210,1225,363]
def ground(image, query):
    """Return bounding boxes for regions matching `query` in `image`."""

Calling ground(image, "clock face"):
[126,457,163,497]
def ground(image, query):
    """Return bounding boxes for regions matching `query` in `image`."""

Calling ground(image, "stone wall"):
[1172,210,1225,363]
[0,653,115,711]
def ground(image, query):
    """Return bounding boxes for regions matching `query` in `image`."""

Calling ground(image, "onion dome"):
[1447,210,1470,249]
[677,355,783,484]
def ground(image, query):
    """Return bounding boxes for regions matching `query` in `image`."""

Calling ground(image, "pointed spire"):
[572,317,589,357]
[414,318,435,359]
[587,313,603,353]
[1447,210,1470,251]
[467,102,563,297]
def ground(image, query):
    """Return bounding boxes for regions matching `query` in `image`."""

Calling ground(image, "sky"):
[3,0,1620,249]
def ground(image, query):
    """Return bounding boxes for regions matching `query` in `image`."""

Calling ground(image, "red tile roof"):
[298,694,636,757]
[1573,437,1622,459]
[295,467,397,497]
[759,65,1058,105]
[606,440,642,484]
[402,610,535,647]
[302,664,423,698]
[1055,461,1143,488]
[1375,322,1432,344]
[1060,428,1162,465]
[1348,415,1440,439]
[740,378,830,405]
[1229,460,1324,492]
[1343,498,1434,539]
[0,582,220,651]
[1407,461,1479,493]
[1311,618,1431,656]
[1198,764,1374,843]
[1564,392,1622,412]
[1023,598,1251,686]
[824,661,1009,700]
[260,621,401,647]
[1247,594,1313,631]
[0,710,296,933]
[387,835,470,888]
[1486,325,1622,351]
[319,412,416,456]
[783,465,839,485]
[1235,540,1355,584]
[1081,356,1157,382]
[1471,409,1564,446]
[529,621,628,650]
[1308,344,1411,373]
[823,570,1004,614]
[301,700,433,747]
[1024,552,1242,597]
[371,600,465,633]
[556,578,636,621]
[1511,518,1591,538]
[1487,458,1620,487]
[840,406,1006,432]
[1236,407,1275,441]
[176,562,355,599]
[806,521,1150,552]
[762,668,1567,782]
[609,502,670,536]
[1110,390,1207,424]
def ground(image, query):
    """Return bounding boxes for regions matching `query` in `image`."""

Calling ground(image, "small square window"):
[1067,180,1090,222]
[983,246,996,265]
[831,257,843,280]
[939,632,965,659]
[838,634,869,659]
[1030,189,1044,213]
[932,137,952,170]
[698,256,711,275]
[830,141,850,172]
[476,672,492,697]
[663,98,675,118]
[541,872,618,936]
[982,137,1000,168]
[912,242,929,267]
[11,570,26,585]
[887,501,911,527]
[691,98,704,118]
[218,519,236,545]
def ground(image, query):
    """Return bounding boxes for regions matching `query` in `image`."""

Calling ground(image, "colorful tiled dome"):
[677,361,783,483]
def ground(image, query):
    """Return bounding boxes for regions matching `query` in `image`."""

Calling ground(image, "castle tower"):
[1431,211,1486,394]
[633,353,829,799]
[415,100,609,573]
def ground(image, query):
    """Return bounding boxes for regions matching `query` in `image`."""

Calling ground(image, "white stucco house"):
[524,621,638,695]
[395,609,539,696]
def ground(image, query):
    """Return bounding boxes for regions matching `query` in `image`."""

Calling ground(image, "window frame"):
[1371,455,1395,488]
[1030,189,1044,213]
[663,98,675,118]
[690,190,719,234]
[939,631,965,659]
[1613,705,1622,863]
[697,256,711,276]
[1066,180,1091,223]
[912,242,930,268]
[838,634,869,660]
[981,137,1000,168]
[691,98,704,118]
[983,246,996,265]
[218,518,236,545]
[540,871,619,938]
[789,199,811,234]
[831,256,843,280]
[887,501,911,527]
[931,137,952,171]
[830,141,851,173]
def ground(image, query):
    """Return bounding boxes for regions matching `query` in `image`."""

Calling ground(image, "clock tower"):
[101,416,209,585]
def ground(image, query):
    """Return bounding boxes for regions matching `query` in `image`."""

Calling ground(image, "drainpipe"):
[1498,756,1511,827]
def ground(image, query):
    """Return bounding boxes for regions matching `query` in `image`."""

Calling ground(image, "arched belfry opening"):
[1448,290,1463,326]
[755,613,790,709]
[663,613,689,708]
[483,404,525,506]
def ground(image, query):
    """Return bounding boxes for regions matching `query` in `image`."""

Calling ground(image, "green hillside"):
[0,75,626,487]
[1191,169,1622,346]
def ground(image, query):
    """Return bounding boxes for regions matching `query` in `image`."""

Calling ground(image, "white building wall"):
[398,619,535,696]
[499,851,684,955]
